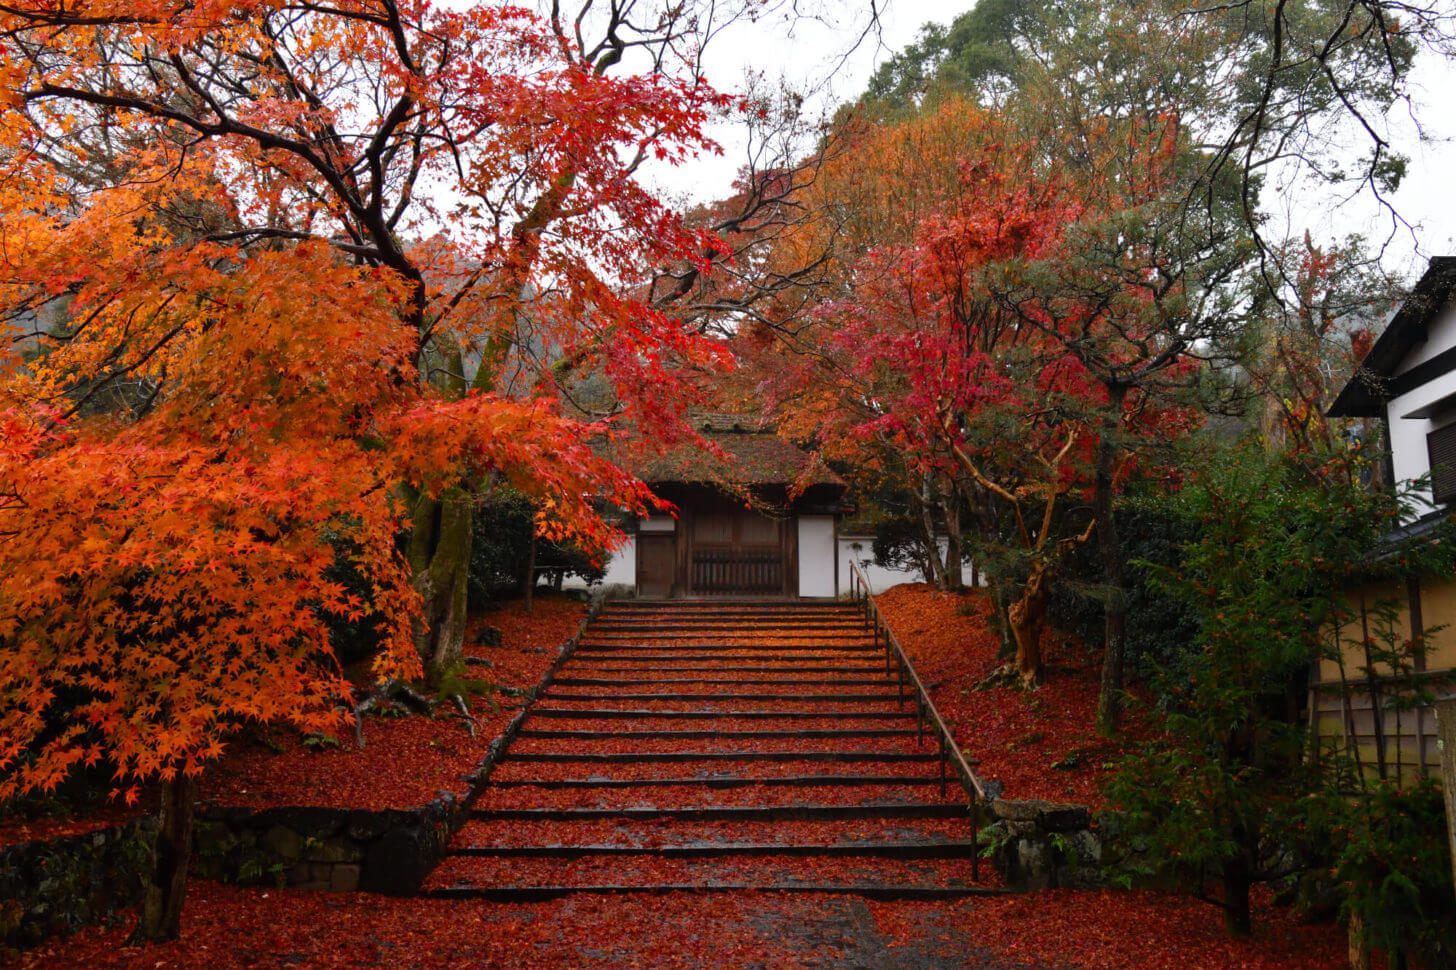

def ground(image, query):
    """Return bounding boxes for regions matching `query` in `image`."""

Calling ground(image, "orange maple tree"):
[0,0,732,939]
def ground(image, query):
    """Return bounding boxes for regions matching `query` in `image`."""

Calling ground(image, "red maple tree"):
[0,0,731,939]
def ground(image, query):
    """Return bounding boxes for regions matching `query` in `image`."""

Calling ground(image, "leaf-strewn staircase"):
[423,600,998,900]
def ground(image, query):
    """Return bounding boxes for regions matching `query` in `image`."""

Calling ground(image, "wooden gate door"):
[690,507,787,596]
[636,533,675,598]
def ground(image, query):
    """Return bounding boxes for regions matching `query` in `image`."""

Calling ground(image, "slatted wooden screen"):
[1427,421,1456,504]
[691,550,783,594]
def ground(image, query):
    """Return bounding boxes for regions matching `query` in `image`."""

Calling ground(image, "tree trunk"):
[1095,386,1129,736]
[1348,912,1373,970]
[522,529,538,614]
[129,769,195,944]
[1009,560,1051,688]
[1435,696,1456,904]
[1222,867,1253,937]
[989,578,1017,661]
[940,483,965,592]
[916,475,946,589]
[407,487,473,683]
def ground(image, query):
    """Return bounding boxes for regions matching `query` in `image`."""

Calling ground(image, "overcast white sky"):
[642,0,1456,280]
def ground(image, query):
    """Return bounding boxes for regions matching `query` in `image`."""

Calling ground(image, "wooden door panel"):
[637,534,675,598]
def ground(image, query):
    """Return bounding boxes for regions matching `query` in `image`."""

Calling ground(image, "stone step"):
[503,750,942,764]
[469,803,967,822]
[516,728,921,741]
[448,838,980,860]
[420,883,1004,902]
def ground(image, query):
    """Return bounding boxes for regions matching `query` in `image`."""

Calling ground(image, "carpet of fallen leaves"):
[197,597,586,810]
[870,887,1344,970]
[1,598,587,840]
[19,879,1344,969]
[877,584,1151,809]
[0,798,153,849]
[12,594,1352,968]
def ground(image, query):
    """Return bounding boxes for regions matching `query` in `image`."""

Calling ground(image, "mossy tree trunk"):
[407,486,473,683]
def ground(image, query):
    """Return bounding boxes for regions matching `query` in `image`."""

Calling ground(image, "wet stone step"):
[524,702,914,716]
[503,750,942,764]
[553,675,902,684]
[448,838,980,860]
[544,690,908,699]
[560,664,893,674]
[487,775,948,790]
[425,851,993,893]
[474,783,960,812]
[515,728,922,740]
[469,802,969,822]
[420,883,1004,902]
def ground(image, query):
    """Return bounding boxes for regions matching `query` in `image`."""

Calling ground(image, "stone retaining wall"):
[985,797,1103,890]
[193,795,460,895]
[1,818,157,947]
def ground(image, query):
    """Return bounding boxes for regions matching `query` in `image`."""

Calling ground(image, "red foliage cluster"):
[876,584,1151,808]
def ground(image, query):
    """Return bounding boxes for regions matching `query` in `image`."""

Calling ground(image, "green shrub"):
[1334,778,1456,967]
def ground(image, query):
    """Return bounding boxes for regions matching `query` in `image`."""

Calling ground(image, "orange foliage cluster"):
[877,584,1151,809]
[0,598,583,837]
[0,0,727,808]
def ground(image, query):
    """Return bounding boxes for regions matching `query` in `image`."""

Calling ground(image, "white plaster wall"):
[600,533,637,588]
[797,515,837,598]
[1393,296,1456,375]
[1385,369,1456,519]
[562,533,636,591]
[837,535,957,595]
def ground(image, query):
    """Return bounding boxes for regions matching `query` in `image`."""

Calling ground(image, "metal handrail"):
[846,560,989,805]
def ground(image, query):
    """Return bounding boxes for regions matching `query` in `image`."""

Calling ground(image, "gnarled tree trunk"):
[1009,558,1052,688]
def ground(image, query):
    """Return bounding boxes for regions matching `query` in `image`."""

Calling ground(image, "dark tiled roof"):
[1329,257,1456,417]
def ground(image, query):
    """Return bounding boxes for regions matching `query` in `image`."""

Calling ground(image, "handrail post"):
[971,802,980,882]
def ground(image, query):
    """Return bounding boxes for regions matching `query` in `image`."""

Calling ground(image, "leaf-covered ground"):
[13,591,1347,967]
[877,584,1149,808]
[0,598,586,841]
[18,879,1343,968]
[195,597,586,811]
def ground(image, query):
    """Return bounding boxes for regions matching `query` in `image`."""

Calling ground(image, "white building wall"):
[572,525,970,597]
[837,535,954,595]
[1385,345,1456,519]
[797,515,837,598]
[598,533,637,589]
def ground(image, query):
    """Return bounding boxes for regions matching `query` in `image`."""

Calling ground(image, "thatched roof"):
[626,418,845,489]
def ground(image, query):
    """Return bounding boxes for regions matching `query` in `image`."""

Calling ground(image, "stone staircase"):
[422,600,997,900]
